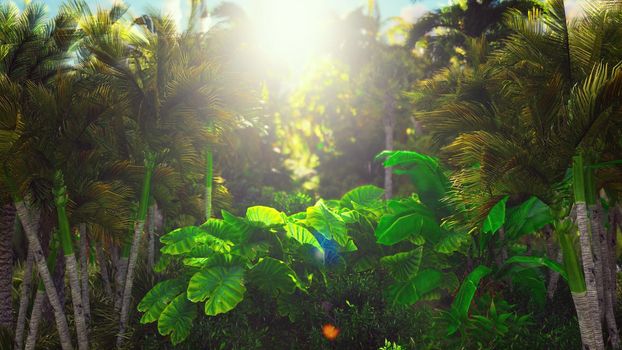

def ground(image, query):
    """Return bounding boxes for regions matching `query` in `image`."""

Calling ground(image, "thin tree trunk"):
[117,155,155,347]
[79,224,91,324]
[204,149,213,221]
[147,204,156,268]
[65,254,89,350]
[14,250,34,350]
[383,97,395,200]
[54,172,89,350]
[0,203,15,329]
[15,201,74,350]
[95,242,113,299]
[114,256,127,313]
[24,290,45,350]
[548,249,563,300]
[588,204,606,319]
[591,203,620,348]
[576,202,605,350]
[117,220,145,347]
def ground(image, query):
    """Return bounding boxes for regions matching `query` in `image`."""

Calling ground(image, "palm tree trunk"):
[573,155,605,350]
[114,254,127,313]
[117,154,156,347]
[14,250,34,350]
[95,242,113,299]
[204,149,213,220]
[25,238,60,350]
[383,96,395,200]
[24,290,45,350]
[79,224,91,324]
[0,203,15,329]
[15,201,73,350]
[54,171,89,350]
[147,204,156,268]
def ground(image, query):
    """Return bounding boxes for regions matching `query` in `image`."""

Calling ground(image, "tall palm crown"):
[412,0,622,222]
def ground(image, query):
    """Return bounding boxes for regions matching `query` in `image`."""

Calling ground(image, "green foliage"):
[482,195,508,234]
[157,294,198,346]
[446,265,492,335]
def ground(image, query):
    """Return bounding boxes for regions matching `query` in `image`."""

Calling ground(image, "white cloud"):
[400,4,429,24]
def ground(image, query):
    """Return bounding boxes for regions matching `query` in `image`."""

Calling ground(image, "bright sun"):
[252,0,329,71]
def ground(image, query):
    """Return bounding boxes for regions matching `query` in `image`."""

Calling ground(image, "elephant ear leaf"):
[157,293,197,345]
[159,226,205,255]
[305,200,348,246]
[340,185,384,209]
[385,268,443,306]
[247,257,302,295]
[246,206,285,227]
[284,222,324,253]
[380,246,423,281]
[482,196,509,234]
[138,279,186,324]
[187,266,246,316]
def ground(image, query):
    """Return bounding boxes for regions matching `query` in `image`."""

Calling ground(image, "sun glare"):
[252,0,329,71]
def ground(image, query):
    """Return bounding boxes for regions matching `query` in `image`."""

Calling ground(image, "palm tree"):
[0,3,81,348]
[411,1,622,348]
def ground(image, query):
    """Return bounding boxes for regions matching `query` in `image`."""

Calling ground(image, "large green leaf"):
[246,206,285,227]
[247,257,301,295]
[221,210,252,239]
[200,218,244,242]
[380,247,423,281]
[159,226,205,255]
[482,196,509,234]
[385,269,443,306]
[375,210,441,246]
[505,197,553,239]
[376,150,449,211]
[340,185,384,209]
[504,255,567,281]
[284,222,323,253]
[305,200,348,246]
[157,294,197,345]
[450,265,492,330]
[434,231,470,254]
[138,279,186,324]
[187,266,246,316]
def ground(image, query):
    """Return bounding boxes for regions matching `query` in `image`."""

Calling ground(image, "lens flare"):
[321,323,340,341]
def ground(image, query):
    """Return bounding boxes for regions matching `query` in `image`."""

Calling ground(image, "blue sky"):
[39,0,447,24]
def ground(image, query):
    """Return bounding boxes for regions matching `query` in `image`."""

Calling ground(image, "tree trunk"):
[114,256,127,312]
[79,224,91,324]
[15,201,74,350]
[548,250,563,300]
[0,204,15,329]
[66,254,89,350]
[117,220,145,347]
[588,204,605,319]
[573,291,604,350]
[117,154,155,347]
[95,242,113,300]
[576,202,605,350]
[204,149,213,221]
[24,290,45,350]
[54,171,89,350]
[14,250,34,350]
[383,96,395,200]
[147,204,156,268]
[591,203,620,348]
